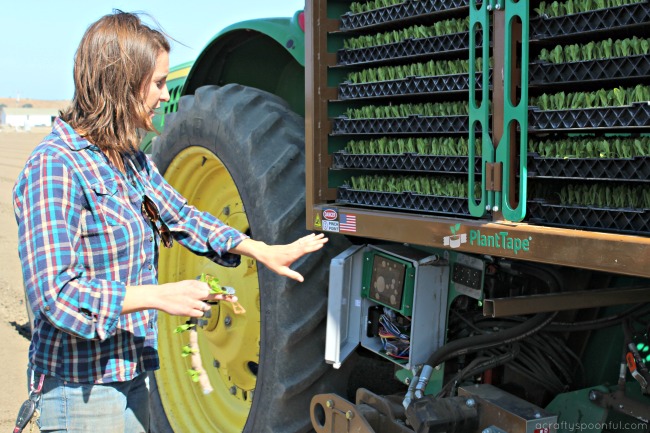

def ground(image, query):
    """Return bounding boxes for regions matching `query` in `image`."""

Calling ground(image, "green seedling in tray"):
[349,174,480,198]
[343,17,471,50]
[344,101,472,119]
[345,136,483,156]
[528,136,650,159]
[537,37,650,63]
[557,184,650,209]
[530,84,650,110]
[534,0,645,18]
[349,0,406,14]
[346,58,492,84]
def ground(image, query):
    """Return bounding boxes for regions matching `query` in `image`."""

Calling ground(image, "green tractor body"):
[148,2,650,433]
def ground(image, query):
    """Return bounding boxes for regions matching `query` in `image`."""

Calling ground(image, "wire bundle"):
[379,309,411,360]
[442,302,650,397]
[439,311,579,397]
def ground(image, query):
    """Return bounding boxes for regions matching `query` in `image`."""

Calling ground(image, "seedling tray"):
[527,200,650,235]
[530,3,650,40]
[332,152,481,174]
[338,186,471,216]
[332,114,474,135]
[529,102,650,131]
[339,72,486,100]
[527,153,650,181]
[340,0,472,31]
[529,54,650,85]
[337,31,480,66]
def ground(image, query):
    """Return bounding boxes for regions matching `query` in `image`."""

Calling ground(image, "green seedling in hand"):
[200,273,235,296]
[174,323,195,334]
[200,272,245,314]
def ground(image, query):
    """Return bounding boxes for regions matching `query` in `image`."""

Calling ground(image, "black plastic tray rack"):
[339,0,471,31]
[338,186,471,215]
[332,152,482,174]
[339,72,486,100]
[530,3,650,40]
[529,55,650,85]
[527,153,650,181]
[527,200,650,235]
[529,102,650,131]
[332,114,474,135]
[337,32,480,66]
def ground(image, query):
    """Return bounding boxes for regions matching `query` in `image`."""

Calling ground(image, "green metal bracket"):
[495,0,529,221]
[468,0,494,218]
[545,386,609,433]
[395,365,444,396]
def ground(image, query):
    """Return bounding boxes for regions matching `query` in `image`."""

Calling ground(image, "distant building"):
[0,107,60,129]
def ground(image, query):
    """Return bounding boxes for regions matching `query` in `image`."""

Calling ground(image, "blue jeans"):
[36,373,150,433]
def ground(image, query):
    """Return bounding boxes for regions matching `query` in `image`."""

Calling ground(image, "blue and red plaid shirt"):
[13,118,248,384]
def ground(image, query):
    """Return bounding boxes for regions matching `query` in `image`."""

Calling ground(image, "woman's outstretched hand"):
[231,233,328,282]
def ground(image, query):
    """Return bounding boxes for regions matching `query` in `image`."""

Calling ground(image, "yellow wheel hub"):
[155,146,259,432]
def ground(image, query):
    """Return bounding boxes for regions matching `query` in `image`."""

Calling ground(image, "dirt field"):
[0,128,47,431]
[0,97,69,110]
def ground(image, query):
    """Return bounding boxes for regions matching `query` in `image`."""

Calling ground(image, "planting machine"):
[146,1,650,432]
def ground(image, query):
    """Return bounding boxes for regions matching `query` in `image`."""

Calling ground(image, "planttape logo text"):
[444,224,531,255]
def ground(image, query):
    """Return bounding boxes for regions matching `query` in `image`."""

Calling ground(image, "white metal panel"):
[324,244,367,368]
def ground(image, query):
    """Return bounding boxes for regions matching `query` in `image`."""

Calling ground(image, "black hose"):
[424,312,557,368]
[546,302,650,332]
[437,346,520,398]
[510,262,564,293]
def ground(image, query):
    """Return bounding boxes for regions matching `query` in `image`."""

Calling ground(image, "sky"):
[0,1,306,101]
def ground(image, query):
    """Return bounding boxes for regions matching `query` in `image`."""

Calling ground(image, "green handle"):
[468,0,494,218]
[495,0,529,221]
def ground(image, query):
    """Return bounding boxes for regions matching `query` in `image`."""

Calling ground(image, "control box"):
[325,244,451,370]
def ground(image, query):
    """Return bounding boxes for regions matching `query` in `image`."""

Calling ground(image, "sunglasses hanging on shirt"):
[141,195,173,248]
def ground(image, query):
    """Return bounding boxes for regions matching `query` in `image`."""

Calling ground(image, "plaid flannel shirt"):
[13,118,248,383]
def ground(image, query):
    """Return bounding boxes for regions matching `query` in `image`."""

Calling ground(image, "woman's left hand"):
[231,233,328,282]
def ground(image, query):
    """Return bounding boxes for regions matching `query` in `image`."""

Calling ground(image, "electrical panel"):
[361,250,415,316]
[450,253,484,300]
[326,244,450,370]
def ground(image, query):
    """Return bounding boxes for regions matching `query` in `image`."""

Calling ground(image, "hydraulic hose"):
[509,262,564,293]
[546,302,650,332]
[425,312,557,368]
[411,312,557,400]
[436,344,521,398]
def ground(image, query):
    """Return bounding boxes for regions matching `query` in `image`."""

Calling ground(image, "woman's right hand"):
[123,280,237,317]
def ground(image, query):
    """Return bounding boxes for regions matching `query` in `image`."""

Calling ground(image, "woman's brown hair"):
[60,10,170,155]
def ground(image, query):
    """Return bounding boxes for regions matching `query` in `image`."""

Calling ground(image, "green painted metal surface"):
[547,383,650,433]
[184,11,306,115]
[361,250,416,317]
[469,0,494,218]
[545,387,609,433]
[209,11,306,67]
[496,0,529,221]
[395,366,444,396]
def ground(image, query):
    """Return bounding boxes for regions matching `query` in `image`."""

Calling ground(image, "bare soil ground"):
[0,97,69,110]
[0,128,48,431]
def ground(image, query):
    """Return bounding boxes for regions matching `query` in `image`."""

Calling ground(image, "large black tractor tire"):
[149,84,351,433]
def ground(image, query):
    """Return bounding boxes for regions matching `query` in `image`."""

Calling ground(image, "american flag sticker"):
[340,214,357,232]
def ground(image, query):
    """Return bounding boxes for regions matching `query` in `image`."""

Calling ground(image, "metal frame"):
[304,0,650,279]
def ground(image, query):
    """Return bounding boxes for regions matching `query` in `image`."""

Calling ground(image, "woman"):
[12,10,326,433]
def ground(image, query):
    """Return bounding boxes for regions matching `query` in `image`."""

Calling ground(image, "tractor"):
[147,2,650,432]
